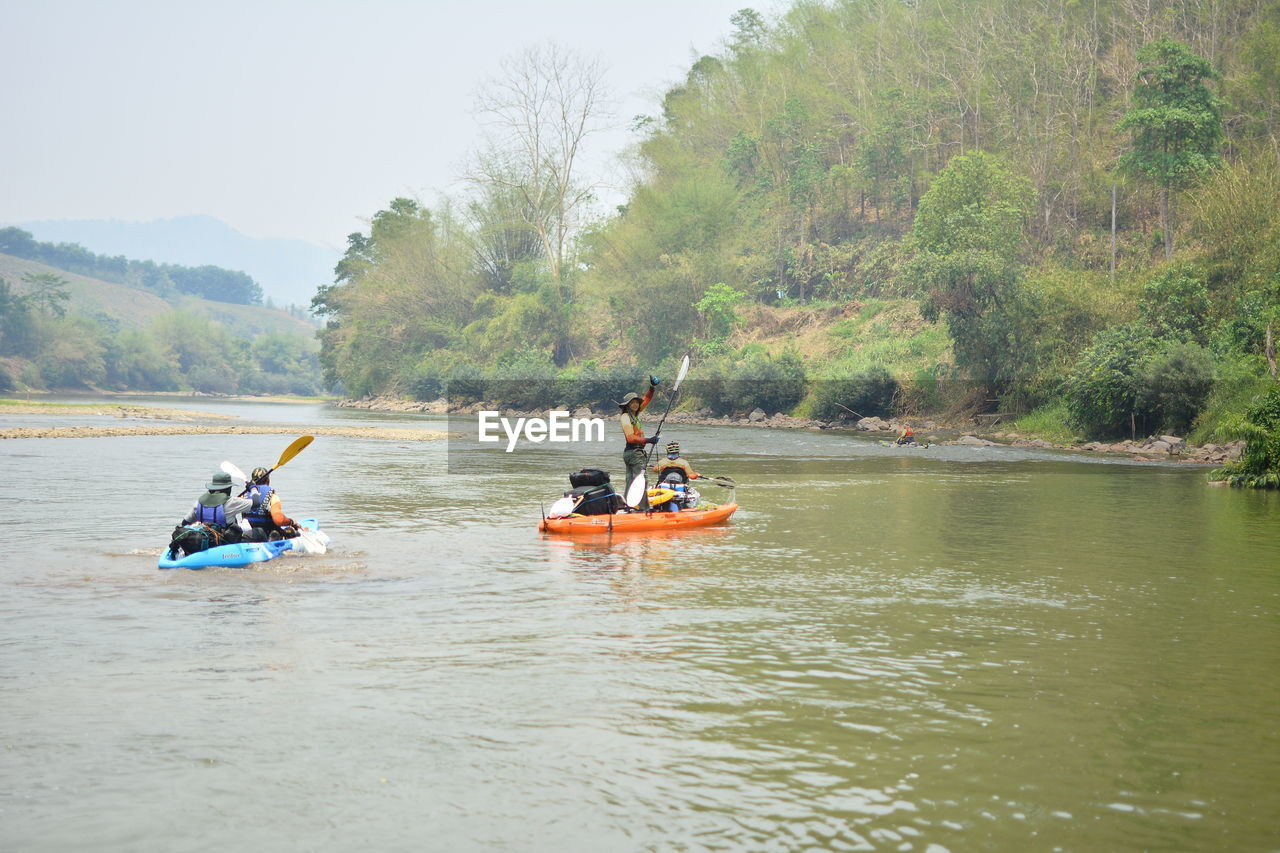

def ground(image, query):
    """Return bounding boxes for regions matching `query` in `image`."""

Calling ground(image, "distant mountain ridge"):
[16,215,339,307]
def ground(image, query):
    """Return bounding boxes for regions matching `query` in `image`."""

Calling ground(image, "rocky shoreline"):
[336,395,1243,466]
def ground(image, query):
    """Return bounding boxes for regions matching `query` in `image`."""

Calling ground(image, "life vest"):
[622,411,646,446]
[244,484,274,526]
[194,502,228,527]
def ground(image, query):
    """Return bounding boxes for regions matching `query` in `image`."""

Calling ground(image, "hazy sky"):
[2,0,779,248]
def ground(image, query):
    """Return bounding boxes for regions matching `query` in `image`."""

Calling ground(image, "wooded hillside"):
[314,1,1278,459]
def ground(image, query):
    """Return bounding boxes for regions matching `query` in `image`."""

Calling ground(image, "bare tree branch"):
[468,42,611,286]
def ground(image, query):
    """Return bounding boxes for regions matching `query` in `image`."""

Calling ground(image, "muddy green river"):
[1,399,1277,852]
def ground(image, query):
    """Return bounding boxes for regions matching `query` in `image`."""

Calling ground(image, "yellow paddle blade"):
[274,435,314,470]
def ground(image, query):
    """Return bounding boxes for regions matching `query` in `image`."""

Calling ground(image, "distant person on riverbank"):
[618,378,659,510]
[895,425,917,446]
[243,466,298,541]
[168,471,259,556]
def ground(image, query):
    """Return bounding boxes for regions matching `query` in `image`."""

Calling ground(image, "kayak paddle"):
[221,460,249,484]
[626,354,691,508]
[547,495,578,518]
[270,435,314,474]
[701,476,737,488]
[292,527,327,555]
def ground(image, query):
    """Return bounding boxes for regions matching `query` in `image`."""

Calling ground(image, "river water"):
[1,399,1277,852]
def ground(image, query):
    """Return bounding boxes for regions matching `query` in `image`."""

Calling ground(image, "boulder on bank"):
[856,416,891,431]
[955,434,998,447]
[748,408,767,422]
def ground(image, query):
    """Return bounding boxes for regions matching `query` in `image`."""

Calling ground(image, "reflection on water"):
[1,399,1278,852]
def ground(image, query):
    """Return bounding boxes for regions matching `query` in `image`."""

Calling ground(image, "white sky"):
[2,0,779,249]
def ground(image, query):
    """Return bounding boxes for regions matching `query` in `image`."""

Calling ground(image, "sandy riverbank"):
[0,401,237,420]
[0,399,448,441]
[0,425,449,441]
[0,422,450,438]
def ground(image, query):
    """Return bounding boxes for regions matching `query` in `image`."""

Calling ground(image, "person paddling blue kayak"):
[167,471,260,559]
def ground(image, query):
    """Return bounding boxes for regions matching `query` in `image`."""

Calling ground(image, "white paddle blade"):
[547,496,576,518]
[625,473,647,508]
[294,529,327,555]
[221,460,248,483]
[673,354,691,392]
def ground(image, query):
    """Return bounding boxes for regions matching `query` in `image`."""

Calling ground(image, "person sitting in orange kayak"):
[895,424,917,446]
[651,441,700,483]
[651,442,702,511]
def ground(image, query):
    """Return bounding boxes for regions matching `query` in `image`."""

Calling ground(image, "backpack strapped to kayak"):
[168,522,240,558]
[569,468,611,488]
[566,483,622,515]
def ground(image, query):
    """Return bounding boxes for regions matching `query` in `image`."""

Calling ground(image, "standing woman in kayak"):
[618,377,660,510]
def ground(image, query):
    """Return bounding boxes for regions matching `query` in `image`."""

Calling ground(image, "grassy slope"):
[0,253,318,340]
[0,253,172,326]
[727,299,952,377]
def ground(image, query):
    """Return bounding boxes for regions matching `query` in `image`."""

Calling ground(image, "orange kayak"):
[540,503,738,535]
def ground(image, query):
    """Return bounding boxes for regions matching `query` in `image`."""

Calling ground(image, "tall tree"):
[469,42,610,288]
[910,151,1035,386]
[1117,37,1224,260]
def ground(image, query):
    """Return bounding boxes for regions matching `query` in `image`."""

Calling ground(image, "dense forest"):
[0,247,320,396]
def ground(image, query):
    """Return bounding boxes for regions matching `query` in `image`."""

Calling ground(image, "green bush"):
[694,282,747,351]
[242,371,296,396]
[1064,324,1158,439]
[401,362,445,401]
[1213,385,1280,488]
[727,350,807,414]
[811,365,899,420]
[0,363,14,392]
[445,364,486,405]
[1140,267,1210,343]
[560,363,642,410]
[1135,342,1216,434]
[1189,359,1272,444]
[692,350,808,415]
[105,329,181,390]
[488,350,559,409]
[186,366,237,395]
[1011,400,1078,444]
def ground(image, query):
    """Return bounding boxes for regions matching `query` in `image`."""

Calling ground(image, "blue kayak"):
[159,518,322,570]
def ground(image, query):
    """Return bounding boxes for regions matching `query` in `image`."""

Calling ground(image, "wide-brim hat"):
[616,392,642,408]
[197,491,230,508]
[206,471,234,491]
